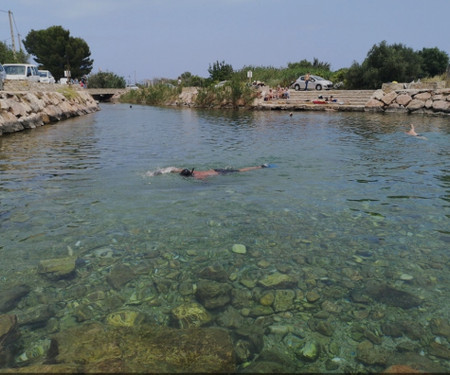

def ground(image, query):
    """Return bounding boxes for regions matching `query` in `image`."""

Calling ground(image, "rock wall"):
[365,88,450,114]
[0,90,99,136]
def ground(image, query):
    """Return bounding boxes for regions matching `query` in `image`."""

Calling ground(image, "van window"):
[5,65,25,75]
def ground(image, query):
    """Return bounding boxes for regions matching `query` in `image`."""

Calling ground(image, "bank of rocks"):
[0,90,99,136]
[365,88,450,115]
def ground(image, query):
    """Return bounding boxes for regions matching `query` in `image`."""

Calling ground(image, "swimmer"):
[405,124,427,140]
[405,124,418,136]
[172,164,271,179]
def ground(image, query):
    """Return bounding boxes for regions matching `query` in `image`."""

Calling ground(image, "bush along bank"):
[365,88,450,115]
[0,89,99,136]
[120,81,257,109]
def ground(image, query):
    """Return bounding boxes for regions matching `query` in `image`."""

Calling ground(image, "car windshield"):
[5,65,25,75]
[311,75,325,80]
[39,72,47,77]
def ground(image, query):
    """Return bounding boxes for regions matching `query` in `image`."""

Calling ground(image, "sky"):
[1,0,449,83]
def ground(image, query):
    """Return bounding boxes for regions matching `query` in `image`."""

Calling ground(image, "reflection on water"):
[0,105,449,372]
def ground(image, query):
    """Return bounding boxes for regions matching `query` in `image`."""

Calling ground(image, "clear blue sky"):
[1,0,449,83]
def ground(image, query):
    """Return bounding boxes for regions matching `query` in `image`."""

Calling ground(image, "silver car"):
[291,75,333,91]
[0,63,5,90]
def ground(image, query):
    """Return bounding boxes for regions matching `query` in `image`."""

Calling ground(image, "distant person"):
[304,72,311,91]
[405,124,418,136]
[405,124,427,140]
[173,164,271,179]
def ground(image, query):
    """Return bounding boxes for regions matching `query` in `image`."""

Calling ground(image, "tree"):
[419,47,449,77]
[0,41,29,64]
[87,72,126,88]
[23,26,93,80]
[179,71,206,87]
[346,41,423,89]
[208,60,233,82]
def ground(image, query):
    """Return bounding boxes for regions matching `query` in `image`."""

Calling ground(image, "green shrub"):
[120,83,180,105]
[88,72,126,88]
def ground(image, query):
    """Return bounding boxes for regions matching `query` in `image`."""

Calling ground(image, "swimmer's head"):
[179,168,194,177]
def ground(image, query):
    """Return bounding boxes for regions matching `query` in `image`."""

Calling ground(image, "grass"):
[57,86,81,100]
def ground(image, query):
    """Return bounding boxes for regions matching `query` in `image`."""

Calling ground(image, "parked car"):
[38,70,55,84]
[3,64,40,82]
[291,75,333,91]
[0,63,5,90]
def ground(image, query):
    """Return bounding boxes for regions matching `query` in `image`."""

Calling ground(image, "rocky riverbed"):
[0,232,449,373]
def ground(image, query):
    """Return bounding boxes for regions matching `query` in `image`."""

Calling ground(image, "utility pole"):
[17,33,22,52]
[8,10,16,56]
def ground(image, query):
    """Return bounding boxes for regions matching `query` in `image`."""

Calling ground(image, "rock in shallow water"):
[0,285,31,313]
[296,340,320,362]
[232,244,247,254]
[106,264,135,290]
[44,322,236,373]
[258,272,296,289]
[196,280,231,309]
[37,256,77,280]
[357,283,422,309]
[171,302,211,328]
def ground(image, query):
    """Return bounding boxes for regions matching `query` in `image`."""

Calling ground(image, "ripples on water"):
[0,104,449,372]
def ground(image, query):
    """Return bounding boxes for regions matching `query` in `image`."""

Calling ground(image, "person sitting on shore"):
[172,164,271,179]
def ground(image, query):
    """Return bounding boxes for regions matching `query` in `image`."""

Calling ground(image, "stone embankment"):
[0,81,99,136]
[175,86,449,115]
[365,88,450,115]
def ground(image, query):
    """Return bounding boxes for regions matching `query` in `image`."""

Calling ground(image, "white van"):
[3,64,40,82]
[38,70,55,84]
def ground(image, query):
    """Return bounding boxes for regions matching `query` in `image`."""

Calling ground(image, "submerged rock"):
[37,257,77,280]
[430,318,450,340]
[197,264,228,282]
[296,340,321,362]
[360,283,422,309]
[0,285,31,313]
[106,310,146,328]
[15,339,52,365]
[258,272,296,289]
[0,314,19,366]
[273,289,295,312]
[46,322,236,373]
[356,340,388,366]
[171,302,211,328]
[232,244,247,254]
[196,280,231,309]
[106,264,135,290]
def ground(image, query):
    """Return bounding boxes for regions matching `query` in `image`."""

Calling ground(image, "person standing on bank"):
[304,72,311,91]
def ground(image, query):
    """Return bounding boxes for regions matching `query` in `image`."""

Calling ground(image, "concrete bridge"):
[86,88,127,102]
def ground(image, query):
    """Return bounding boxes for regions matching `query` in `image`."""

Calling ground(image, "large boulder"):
[46,322,236,373]
[406,99,425,111]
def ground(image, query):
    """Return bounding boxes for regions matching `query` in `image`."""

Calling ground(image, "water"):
[0,104,449,372]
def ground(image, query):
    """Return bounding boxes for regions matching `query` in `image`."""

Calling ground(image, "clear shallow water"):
[0,104,449,371]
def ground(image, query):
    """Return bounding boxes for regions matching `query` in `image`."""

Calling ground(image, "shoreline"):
[0,84,99,136]
[1,86,448,136]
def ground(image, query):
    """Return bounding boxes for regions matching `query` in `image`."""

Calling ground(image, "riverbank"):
[173,87,450,115]
[0,84,99,136]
